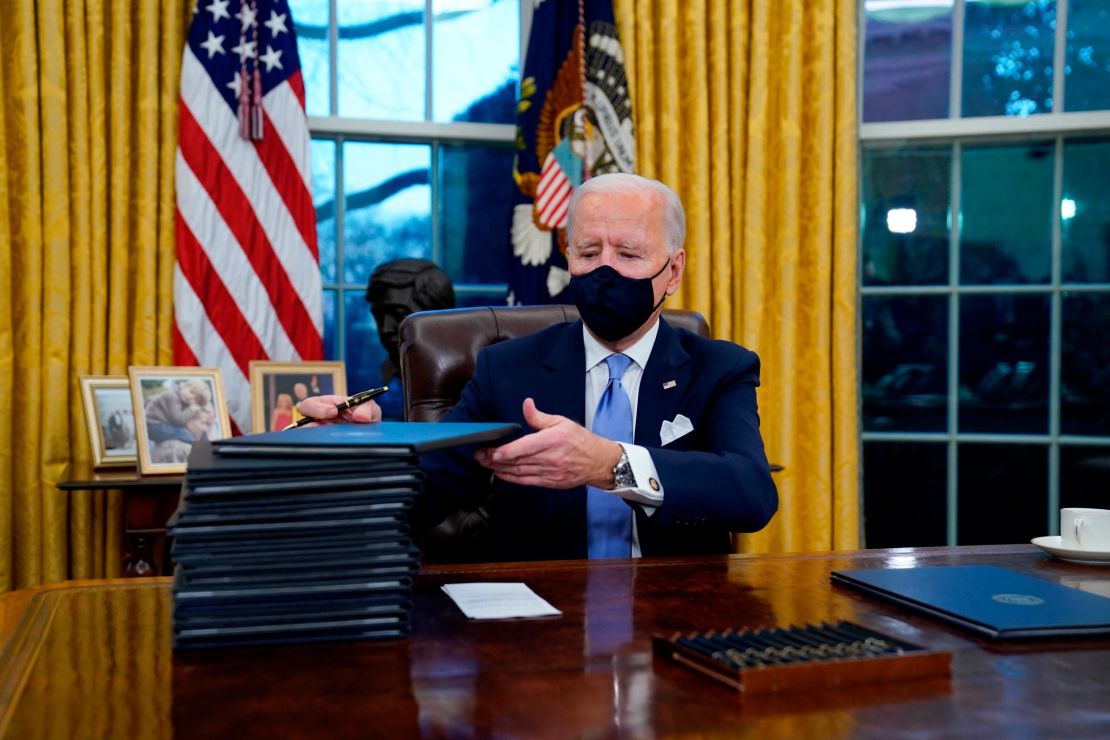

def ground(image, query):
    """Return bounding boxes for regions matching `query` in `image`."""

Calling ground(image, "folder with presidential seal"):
[831,565,1110,639]
[168,421,517,649]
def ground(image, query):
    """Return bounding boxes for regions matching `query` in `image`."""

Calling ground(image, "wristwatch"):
[612,448,636,489]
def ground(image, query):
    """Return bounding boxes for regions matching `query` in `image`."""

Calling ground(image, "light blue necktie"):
[587,353,634,558]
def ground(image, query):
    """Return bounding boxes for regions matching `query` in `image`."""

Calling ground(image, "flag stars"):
[205,0,230,22]
[231,38,257,63]
[259,45,284,72]
[200,31,226,58]
[236,3,258,30]
[227,73,243,98]
[264,10,288,37]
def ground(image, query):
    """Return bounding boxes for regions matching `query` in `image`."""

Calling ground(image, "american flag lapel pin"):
[662,380,677,389]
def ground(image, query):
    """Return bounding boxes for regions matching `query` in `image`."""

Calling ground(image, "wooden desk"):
[1,546,1108,737]
[56,468,183,576]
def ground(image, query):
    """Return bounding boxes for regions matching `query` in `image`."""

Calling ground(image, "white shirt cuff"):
[606,442,663,513]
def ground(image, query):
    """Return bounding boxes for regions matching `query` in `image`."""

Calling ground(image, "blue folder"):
[831,565,1110,639]
[212,421,520,457]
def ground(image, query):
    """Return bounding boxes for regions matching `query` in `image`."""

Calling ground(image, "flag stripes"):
[175,158,297,363]
[536,156,572,229]
[177,102,316,359]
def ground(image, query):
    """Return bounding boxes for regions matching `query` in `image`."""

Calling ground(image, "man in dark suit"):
[301,173,777,561]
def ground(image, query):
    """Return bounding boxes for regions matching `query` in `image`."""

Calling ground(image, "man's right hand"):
[297,395,382,425]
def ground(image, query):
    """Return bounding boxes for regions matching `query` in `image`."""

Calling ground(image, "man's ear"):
[665,249,686,295]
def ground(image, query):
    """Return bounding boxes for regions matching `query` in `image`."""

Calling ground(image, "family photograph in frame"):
[78,376,138,468]
[248,360,347,433]
[128,366,231,475]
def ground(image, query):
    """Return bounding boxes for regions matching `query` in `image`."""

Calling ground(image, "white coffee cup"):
[1060,508,1110,551]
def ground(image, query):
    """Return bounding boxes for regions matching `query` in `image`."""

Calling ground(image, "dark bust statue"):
[365,259,455,418]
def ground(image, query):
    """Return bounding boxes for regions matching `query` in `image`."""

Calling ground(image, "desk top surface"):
[1,545,1108,738]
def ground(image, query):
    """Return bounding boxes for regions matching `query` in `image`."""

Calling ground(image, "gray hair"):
[566,173,686,255]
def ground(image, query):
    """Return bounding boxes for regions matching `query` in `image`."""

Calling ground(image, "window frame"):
[858,0,1110,545]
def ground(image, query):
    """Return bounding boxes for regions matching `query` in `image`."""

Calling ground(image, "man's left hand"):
[474,398,623,489]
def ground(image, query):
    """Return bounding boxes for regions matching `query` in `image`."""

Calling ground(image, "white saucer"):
[1031,536,1110,565]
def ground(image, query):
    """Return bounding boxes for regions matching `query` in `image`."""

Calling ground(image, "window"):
[291,0,523,393]
[860,0,1110,547]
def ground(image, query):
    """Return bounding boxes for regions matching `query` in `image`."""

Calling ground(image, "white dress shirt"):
[582,320,665,557]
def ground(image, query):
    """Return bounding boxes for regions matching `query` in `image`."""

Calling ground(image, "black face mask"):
[569,258,670,342]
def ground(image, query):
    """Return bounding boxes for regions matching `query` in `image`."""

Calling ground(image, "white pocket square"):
[659,414,694,446]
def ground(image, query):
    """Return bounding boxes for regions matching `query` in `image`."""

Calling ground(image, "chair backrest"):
[398,305,711,421]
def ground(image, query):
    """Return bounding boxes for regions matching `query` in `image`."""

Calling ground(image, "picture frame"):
[79,376,139,468]
[248,360,347,434]
[128,366,232,475]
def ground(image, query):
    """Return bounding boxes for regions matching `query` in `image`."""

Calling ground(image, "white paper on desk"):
[441,582,562,620]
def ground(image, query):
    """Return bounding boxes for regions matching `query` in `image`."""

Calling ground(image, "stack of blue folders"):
[168,421,518,649]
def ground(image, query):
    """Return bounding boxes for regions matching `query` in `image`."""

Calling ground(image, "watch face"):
[614,453,635,488]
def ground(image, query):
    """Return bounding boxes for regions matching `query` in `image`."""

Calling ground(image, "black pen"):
[283,386,390,430]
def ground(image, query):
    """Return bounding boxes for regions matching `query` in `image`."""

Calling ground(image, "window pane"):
[957,443,1048,544]
[322,288,338,360]
[343,289,389,405]
[862,295,948,432]
[962,0,1056,117]
[338,1,425,120]
[863,442,947,548]
[311,139,337,282]
[342,142,432,286]
[1061,137,1110,283]
[432,0,518,123]
[1060,446,1110,511]
[290,0,330,116]
[1064,0,1110,112]
[861,146,951,286]
[1061,292,1110,436]
[862,1,952,122]
[960,142,1053,284]
[959,294,1050,433]
[439,144,514,286]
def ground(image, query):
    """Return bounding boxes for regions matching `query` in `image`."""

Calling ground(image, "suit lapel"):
[635,318,693,447]
[539,320,588,425]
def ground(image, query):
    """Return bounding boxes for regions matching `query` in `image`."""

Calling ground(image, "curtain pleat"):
[0,0,15,593]
[0,1,186,592]
[615,0,860,552]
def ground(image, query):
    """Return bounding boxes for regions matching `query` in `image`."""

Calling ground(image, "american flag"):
[174,0,321,434]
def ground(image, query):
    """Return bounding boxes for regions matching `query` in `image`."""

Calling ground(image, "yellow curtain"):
[614,0,860,552]
[0,0,186,592]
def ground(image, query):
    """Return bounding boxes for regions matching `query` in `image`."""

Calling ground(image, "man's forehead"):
[572,192,663,241]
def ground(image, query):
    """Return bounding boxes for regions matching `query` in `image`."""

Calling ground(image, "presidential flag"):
[174,0,322,434]
[508,0,636,306]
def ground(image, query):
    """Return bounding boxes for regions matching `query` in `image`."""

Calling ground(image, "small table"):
[56,467,183,577]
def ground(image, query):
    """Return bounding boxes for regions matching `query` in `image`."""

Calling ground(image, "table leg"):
[124,534,159,577]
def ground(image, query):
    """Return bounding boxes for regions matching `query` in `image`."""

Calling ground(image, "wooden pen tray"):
[652,620,951,694]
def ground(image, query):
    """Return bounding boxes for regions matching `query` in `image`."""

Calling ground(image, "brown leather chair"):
[398,305,711,421]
